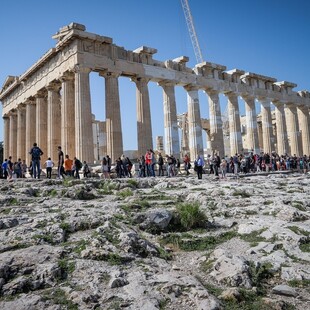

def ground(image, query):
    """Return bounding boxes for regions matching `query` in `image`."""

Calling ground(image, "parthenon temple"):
[1,23,310,164]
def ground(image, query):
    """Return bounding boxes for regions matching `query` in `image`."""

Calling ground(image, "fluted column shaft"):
[36,92,47,159]
[160,82,180,158]
[243,96,259,154]
[9,112,17,160]
[260,99,273,154]
[47,82,61,162]
[286,104,301,156]
[273,102,289,155]
[185,87,203,160]
[17,105,26,160]
[206,90,224,157]
[100,72,123,162]
[133,77,153,156]
[3,116,10,160]
[61,72,75,157]
[25,100,36,164]
[74,67,94,162]
[297,105,310,155]
[226,92,243,155]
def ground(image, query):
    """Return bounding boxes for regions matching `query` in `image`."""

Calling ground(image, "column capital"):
[17,103,26,110]
[46,81,61,92]
[25,97,36,105]
[131,76,150,84]
[73,64,91,74]
[99,70,121,79]
[204,88,219,96]
[60,71,75,82]
[34,89,47,99]
[157,80,176,87]
[183,84,199,92]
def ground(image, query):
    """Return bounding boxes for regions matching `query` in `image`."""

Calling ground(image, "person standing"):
[195,155,204,180]
[57,146,65,179]
[29,143,44,179]
[157,153,164,176]
[44,157,54,179]
[64,155,73,177]
[73,157,81,179]
[183,154,191,175]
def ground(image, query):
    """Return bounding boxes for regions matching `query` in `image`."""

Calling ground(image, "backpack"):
[32,147,42,160]
[76,160,82,169]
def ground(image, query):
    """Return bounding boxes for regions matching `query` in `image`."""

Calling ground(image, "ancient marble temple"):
[1,23,310,164]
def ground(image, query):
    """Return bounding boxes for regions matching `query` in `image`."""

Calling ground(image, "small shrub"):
[117,188,133,198]
[232,190,251,198]
[175,202,207,230]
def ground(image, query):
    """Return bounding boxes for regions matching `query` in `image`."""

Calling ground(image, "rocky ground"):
[0,171,309,310]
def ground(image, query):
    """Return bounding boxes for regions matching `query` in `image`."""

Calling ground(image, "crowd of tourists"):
[1,142,309,181]
[0,143,89,181]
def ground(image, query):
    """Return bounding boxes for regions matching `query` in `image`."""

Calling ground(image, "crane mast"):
[180,0,204,64]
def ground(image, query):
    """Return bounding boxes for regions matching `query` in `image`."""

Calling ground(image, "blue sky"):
[0,0,309,151]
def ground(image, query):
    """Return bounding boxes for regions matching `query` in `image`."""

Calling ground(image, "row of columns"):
[3,69,310,164]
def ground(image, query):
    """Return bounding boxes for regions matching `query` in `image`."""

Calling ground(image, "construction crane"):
[180,0,204,64]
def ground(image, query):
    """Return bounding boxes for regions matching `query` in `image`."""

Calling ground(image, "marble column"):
[226,92,243,155]
[132,77,153,156]
[286,103,302,156]
[259,99,273,154]
[35,91,48,159]
[9,111,17,160]
[47,82,61,162]
[74,66,94,162]
[242,95,259,154]
[185,86,203,161]
[273,101,289,155]
[25,99,36,163]
[206,90,224,157]
[17,104,26,160]
[180,113,189,157]
[3,116,10,160]
[61,72,75,157]
[159,82,180,158]
[100,71,123,162]
[297,105,310,156]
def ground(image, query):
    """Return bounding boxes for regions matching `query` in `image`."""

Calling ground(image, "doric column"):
[180,113,189,157]
[206,90,224,157]
[297,105,310,155]
[74,66,94,162]
[9,111,17,160]
[242,95,259,154]
[47,82,61,162]
[184,86,203,161]
[226,92,243,155]
[3,115,10,160]
[100,71,123,162]
[132,77,153,156]
[25,99,36,163]
[273,101,289,155]
[286,103,302,156]
[259,99,273,154]
[17,104,26,160]
[60,72,75,157]
[35,91,48,159]
[159,81,180,158]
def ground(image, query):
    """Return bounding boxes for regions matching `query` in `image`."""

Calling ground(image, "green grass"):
[73,239,88,255]
[239,229,267,246]
[232,190,251,198]
[127,179,138,187]
[117,188,133,198]
[288,279,310,288]
[288,226,310,236]
[299,239,310,252]
[175,202,207,230]
[0,208,11,214]
[160,230,238,252]
[42,288,78,309]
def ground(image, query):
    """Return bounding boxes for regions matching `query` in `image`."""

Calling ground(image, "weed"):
[33,233,54,244]
[232,190,251,198]
[175,202,207,230]
[57,258,75,280]
[42,288,78,309]
[288,279,310,288]
[291,201,306,212]
[299,238,310,252]
[263,200,273,205]
[248,261,274,295]
[49,189,58,197]
[8,198,18,205]
[0,208,11,214]
[239,228,267,246]
[127,179,138,188]
[288,226,310,236]
[117,188,133,198]
[73,239,88,255]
